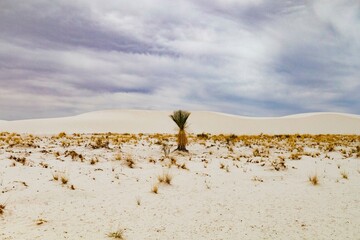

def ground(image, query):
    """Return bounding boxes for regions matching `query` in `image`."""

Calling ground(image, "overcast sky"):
[0,0,359,120]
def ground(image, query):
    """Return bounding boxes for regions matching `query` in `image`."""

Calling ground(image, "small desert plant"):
[151,184,159,194]
[290,152,302,160]
[340,171,348,179]
[158,172,173,185]
[0,203,6,215]
[52,172,59,181]
[124,156,135,168]
[136,197,141,206]
[107,229,125,239]
[162,144,171,158]
[58,132,67,138]
[271,156,287,171]
[61,175,69,185]
[35,218,48,225]
[220,163,225,169]
[252,176,264,182]
[252,148,261,157]
[170,110,191,152]
[178,163,188,170]
[308,174,319,185]
[114,153,122,161]
[90,158,98,165]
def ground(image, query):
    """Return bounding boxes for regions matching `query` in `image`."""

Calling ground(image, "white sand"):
[0,110,359,134]
[0,110,359,239]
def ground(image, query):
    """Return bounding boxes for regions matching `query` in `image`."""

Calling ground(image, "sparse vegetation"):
[158,172,173,185]
[52,172,59,181]
[107,229,125,239]
[170,110,191,152]
[1,131,360,239]
[61,175,69,185]
[124,156,135,168]
[35,218,48,225]
[309,174,319,185]
[252,176,264,182]
[151,184,159,194]
[136,197,141,206]
[340,171,348,179]
[0,203,6,215]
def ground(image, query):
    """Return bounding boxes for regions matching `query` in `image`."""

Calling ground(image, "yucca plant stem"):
[170,110,190,151]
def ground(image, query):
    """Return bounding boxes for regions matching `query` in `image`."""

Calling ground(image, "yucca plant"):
[170,110,191,152]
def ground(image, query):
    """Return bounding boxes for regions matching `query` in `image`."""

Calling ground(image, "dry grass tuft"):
[308,174,319,185]
[252,176,264,182]
[90,158,98,165]
[151,184,159,194]
[61,175,69,185]
[157,172,172,185]
[163,173,173,185]
[107,229,125,239]
[124,156,135,168]
[114,153,122,161]
[340,171,348,179]
[52,172,59,181]
[0,203,6,215]
[136,197,141,206]
[35,218,48,225]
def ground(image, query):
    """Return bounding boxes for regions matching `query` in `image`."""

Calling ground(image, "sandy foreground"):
[0,110,359,240]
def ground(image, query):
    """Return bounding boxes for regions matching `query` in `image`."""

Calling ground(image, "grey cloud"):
[0,0,359,120]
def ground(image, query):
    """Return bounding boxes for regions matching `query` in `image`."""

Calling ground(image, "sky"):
[0,0,359,120]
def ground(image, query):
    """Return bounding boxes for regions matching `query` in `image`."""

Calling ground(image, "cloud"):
[0,0,359,120]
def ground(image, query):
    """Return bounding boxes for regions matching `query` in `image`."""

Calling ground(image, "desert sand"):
[0,110,360,134]
[0,110,359,240]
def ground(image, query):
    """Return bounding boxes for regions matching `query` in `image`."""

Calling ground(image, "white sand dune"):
[0,110,359,239]
[0,110,360,134]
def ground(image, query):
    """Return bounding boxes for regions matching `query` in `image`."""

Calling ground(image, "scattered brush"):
[64,150,83,161]
[39,162,49,168]
[170,157,177,166]
[252,176,264,182]
[157,172,173,185]
[219,163,230,172]
[178,163,188,170]
[52,172,59,181]
[356,146,360,158]
[0,203,6,215]
[220,163,225,169]
[253,148,261,157]
[340,171,348,179]
[271,156,287,171]
[308,174,319,185]
[114,153,122,161]
[136,197,141,206]
[90,137,109,149]
[151,184,159,194]
[61,175,69,185]
[35,218,48,225]
[58,132,67,138]
[290,152,302,160]
[52,172,69,185]
[148,158,156,164]
[90,157,98,165]
[107,229,125,239]
[162,144,171,158]
[124,156,135,168]
[9,155,27,165]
